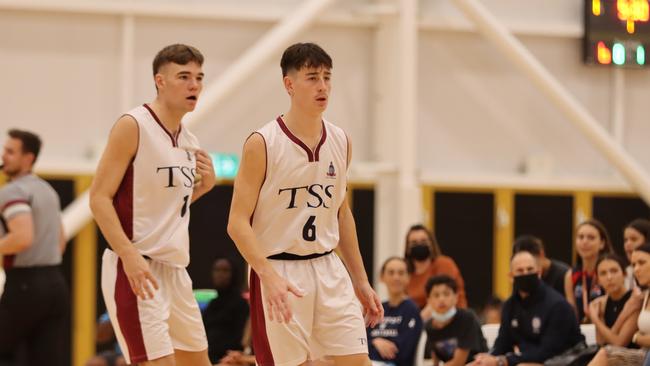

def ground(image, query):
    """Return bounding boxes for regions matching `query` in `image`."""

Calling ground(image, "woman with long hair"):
[564,219,614,323]
[588,243,650,365]
[587,254,638,348]
[623,218,650,289]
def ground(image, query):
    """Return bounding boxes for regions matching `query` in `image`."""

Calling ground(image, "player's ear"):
[283,75,294,97]
[154,73,165,91]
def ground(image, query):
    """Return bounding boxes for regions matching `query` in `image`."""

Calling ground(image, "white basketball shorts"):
[101,249,208,364]
[250,252,368,366]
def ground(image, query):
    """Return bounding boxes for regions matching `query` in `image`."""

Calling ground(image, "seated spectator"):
[623,219,650,289]
[589,254,638,346]
[367,257,423,366]
[480,296,503,325]
[588,243,650,365]
[203,256,249,364]
[513,235,570,296]
[85,312,126,366]
[565,219,613,323]
[586,254,640,365]
[470,251,583,366]
[425,275,487,365]
[403,224,467,316]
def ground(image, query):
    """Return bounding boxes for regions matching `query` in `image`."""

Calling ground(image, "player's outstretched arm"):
[336,139,383,327]
[89,116,158,300]
[227,133,303,323]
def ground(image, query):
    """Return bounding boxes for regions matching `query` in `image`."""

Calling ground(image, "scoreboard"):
[584,0,650,67]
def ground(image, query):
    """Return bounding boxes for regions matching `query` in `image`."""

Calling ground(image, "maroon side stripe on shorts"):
[115,258,148,363]
[250,270,275,366]
[3,255,15,269]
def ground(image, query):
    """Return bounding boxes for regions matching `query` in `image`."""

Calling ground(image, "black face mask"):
[513,273,540,294]
[409,244,431,261]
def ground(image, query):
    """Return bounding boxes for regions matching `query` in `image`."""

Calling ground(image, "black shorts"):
[0,265,69,366]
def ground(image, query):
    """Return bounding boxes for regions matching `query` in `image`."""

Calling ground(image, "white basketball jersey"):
[113,104,199,267]
[252,116,348,257]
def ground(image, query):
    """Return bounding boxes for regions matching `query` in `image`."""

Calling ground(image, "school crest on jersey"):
[326,161,336,179]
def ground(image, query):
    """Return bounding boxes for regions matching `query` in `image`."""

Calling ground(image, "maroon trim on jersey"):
[3,255,15,269]
[113,163,134,240]
[247,132,267,227]
[1,199,30,213]
[313,122,327,162]
[250,270,275,366]
[143,104,178,147]
[276,116,327,162]
[115,258,148,363]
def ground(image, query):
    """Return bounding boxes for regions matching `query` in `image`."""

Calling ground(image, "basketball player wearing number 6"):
[228,42,383,366]
[90,44,216,366]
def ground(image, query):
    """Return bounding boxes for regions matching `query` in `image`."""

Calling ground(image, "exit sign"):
[210,152,240,179]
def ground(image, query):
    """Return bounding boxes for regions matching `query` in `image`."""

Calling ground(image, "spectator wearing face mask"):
[425,275,487,366]
[469,251,583,366]
[404,224,467,318]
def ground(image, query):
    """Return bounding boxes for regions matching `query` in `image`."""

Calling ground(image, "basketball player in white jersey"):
[89,44,216,366]
[228,42,383,366]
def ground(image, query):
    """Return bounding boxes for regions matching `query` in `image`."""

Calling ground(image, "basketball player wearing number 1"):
[228,43,384,366]
[90,44,216,366]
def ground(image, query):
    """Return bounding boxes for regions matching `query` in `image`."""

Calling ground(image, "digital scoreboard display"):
[584,0,650,67]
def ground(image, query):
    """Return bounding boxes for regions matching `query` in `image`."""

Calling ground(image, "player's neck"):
[282,108,323,140]
[149,99,184,134]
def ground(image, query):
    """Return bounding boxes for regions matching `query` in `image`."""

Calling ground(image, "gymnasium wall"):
[1,0,649,181]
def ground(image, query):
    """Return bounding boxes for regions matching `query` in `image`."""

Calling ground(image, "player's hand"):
[588,298,601,322]
[260,270,304,323]
[354,281,383,327]
[194,149,216,192]
[372,338,398,360]
[121,249,159,300]
[220,350,243,364]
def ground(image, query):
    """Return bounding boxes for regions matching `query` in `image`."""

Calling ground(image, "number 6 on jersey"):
[303,215,316,241]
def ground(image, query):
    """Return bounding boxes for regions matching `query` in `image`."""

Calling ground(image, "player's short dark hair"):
[280,42,332,76]
[512,235,544,257]
[425,275,458,296]
[152,44,204,75]
[8,129,41,163]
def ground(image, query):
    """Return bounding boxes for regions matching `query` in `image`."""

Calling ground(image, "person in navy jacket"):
[368,257,423,366]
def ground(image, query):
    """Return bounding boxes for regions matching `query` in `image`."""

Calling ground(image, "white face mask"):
[431,307,457,322]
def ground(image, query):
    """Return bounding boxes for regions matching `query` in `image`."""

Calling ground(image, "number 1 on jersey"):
[181,195,189,217]
[303,215,316,241]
